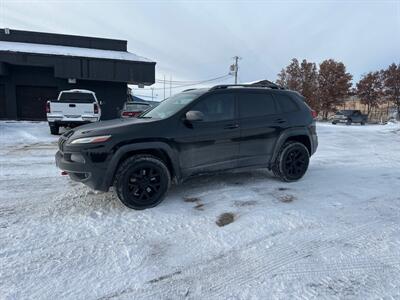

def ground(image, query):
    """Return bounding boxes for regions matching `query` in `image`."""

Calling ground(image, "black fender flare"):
[101,141,181,190]
[270,127,312,165]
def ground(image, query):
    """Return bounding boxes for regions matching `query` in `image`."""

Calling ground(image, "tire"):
[49,123,59,135]
[346,119,352,125]
[361,121,365,125]
[332,121,337,125]
[114,155,171,210]
[272,141,310,182]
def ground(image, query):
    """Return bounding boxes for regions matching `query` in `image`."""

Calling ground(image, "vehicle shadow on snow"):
[53,169,292,217]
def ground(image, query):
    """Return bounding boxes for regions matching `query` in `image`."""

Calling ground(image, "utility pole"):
[163,74,166,100]
[232,56,240,84]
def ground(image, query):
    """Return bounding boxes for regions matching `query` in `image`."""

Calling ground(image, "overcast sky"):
[1,0,399,100]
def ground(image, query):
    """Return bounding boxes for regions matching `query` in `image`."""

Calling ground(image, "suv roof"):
[183,82,285,93]
[181,84,303,103]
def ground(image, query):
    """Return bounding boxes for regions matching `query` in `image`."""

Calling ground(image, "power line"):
[141,74,232,91]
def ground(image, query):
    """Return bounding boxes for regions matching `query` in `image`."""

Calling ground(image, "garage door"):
[0,85,5,119]
[16,86,58,120]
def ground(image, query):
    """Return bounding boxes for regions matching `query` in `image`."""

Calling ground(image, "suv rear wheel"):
[272,141,310,182]
[114,155,171,209]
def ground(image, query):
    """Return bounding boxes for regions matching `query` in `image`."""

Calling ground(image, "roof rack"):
[210,81,284,91]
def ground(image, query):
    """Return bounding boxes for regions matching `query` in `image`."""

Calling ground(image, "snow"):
[0,41,153,63]
[0,121,399,299]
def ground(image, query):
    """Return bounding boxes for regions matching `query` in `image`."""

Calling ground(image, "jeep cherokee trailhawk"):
[56,83,318,209]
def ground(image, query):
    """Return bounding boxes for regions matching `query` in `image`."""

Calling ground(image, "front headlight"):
[70,135,111,144]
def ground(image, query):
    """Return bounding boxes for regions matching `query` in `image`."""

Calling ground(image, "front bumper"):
[55,150,109,191]
[332,118,348,123]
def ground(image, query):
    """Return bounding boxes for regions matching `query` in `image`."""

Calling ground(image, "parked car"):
[46,89,101,135]
[56,84,318,210]
[331,110,367,125]
[120,102,150,118]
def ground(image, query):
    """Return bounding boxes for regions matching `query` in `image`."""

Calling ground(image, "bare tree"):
[382,63,400,117]
[318,59,352,120]
[276,58,302,91]
[276,58,318,110]
[300,60,319,111]
[356,71,383,114]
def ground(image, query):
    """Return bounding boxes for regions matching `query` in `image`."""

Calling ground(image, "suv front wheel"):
[272,141,310,182]
[114,155,171,209]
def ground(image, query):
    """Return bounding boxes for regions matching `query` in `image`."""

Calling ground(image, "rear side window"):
[238,92,277,118]
[125,103,149,111]
[191,93,235,122]
[59,92,95,103]
[273,94,299,113]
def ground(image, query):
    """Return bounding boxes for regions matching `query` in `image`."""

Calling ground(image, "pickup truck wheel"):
[272,141,310,182]
[49,123,59,135]
[114,155,171,210]
[361,121,365,125]
[346,119,352,125]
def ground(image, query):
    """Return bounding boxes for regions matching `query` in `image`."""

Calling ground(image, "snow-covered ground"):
[0,121,399,299]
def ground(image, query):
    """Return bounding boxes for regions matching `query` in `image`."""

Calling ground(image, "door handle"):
[224,124,239,129]
[274,118,286,124]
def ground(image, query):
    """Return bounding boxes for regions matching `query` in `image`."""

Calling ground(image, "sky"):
[1,0,399,100]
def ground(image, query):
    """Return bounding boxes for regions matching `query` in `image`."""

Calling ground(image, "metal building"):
[0,29,155,120]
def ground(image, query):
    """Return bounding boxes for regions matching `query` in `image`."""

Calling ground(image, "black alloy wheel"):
[127,166,162,202]
[282,146,309,180]
[273,141,310,182]
[115,155,171,209]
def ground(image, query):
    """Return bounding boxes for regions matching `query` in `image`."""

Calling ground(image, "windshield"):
[140,92,199,119]
[338,110,353,116]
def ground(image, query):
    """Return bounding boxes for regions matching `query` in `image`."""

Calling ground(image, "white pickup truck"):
[46,89,101,135]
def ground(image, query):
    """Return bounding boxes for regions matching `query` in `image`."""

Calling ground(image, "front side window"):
[191,93,235,122]
[141,92,199,119]
[238,92,277,118]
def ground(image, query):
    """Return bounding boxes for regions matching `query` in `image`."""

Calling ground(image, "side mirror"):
[186,110,204,122]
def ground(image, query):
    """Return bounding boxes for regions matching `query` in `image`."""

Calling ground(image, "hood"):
[72,117,156,136]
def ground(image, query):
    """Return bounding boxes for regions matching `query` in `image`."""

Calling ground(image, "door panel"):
[16,86,58,120]
[238,91,286,167]
[176,92,240,175]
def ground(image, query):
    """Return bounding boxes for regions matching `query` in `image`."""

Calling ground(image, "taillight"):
[46,101,51,113]
[311,110,317,119]
[94,103,99,114]
[122,111,140,117]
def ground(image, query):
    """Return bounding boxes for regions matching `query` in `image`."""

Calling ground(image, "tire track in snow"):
[99,218,399,299]
[207,219,399,297]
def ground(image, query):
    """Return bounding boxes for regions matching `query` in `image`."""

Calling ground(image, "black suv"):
[56,84,318,209]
